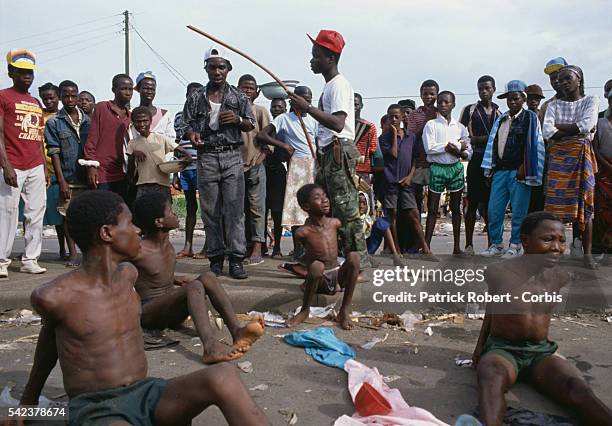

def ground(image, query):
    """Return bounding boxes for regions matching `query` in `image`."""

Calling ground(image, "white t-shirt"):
[272,112,318,158]
[209,101,221,131]
[317,73,355,147]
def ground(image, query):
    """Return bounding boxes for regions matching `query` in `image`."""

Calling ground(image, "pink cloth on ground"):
[334,360,449,426]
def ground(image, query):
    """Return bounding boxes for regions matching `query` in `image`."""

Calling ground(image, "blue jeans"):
[487,170,532,245]
[197,150,246,259]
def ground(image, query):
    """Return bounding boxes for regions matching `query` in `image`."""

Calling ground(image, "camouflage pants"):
[316,138,366,256]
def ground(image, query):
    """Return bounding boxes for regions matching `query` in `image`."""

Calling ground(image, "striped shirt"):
[174,111,197,171]
[354,118,378,173]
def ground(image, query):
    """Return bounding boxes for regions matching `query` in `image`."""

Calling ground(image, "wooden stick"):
[186,25,317,162]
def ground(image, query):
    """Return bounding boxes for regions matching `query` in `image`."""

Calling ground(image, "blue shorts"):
[366,217,391,254]
[179,169,198,192]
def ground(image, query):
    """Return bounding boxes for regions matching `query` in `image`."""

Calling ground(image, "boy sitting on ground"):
[473,211,612,426]
[131,192,264,363]
[17,190,270,426]
[127,106,192,200]
[288,184,360,330]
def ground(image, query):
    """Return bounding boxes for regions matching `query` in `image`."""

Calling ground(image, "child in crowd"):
[126,106,191,200]
[423,91,472,255]
[358,192,402,266]
[473,211,612,426]
[131,192,264,363]
[288,184,360,330]
[45,80,90,267]
[18,190,270,426]
[481,80,545,258]
[379,104,433,258]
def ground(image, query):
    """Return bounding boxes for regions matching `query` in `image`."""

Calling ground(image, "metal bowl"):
[259,80,299,100]
[158,160,186,174]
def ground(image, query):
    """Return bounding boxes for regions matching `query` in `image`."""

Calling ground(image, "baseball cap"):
[135,70,156,88]
[525,84,545,99]
[307,30,345,54]
[544,57,568,75]
[6,49,36,70]
[497,80,528,99]
[203,46,232,68]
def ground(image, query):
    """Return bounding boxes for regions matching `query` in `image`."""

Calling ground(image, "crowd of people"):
[1,28,612,425]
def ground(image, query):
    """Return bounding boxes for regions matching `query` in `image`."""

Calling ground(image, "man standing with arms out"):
[238,74,271,266]
[0,50,48,279]
[459,75,501,255]
[83,74,133,201]
[180,47,255,279]
[173,82,205,259]
[289,30,365,259]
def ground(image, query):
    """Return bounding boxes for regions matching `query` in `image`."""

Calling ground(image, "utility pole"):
[123,10,129,76]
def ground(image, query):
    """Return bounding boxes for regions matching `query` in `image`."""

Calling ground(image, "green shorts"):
[428,162,464,194]
[483,335,558,376]
[68,377,167,426]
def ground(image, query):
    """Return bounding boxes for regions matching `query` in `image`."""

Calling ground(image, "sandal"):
[176,251,194,259]
[143,329,179,351]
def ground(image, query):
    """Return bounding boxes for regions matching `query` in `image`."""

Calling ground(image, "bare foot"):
[337,311,353,330]
[233,316,265,353]
[176,249,194,259]
[288,309,310,328]
[202,340,244,364]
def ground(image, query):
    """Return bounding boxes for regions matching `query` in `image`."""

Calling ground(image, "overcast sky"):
[1,0,610,124]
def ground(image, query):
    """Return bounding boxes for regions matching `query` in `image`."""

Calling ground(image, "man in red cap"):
[288,30,366,261]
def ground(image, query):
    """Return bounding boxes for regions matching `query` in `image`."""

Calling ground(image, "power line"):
[362,86,603,100]
[26,23,123,50]
[40,33,122,64]
[37,30,123,54]
[129,21,188,86]
[0,13,122,45]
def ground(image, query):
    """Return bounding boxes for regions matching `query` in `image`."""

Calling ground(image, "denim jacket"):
[178,83,255,147]
[45,108,90,184]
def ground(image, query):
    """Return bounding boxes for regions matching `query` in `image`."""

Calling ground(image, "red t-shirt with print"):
[0,87,44,170]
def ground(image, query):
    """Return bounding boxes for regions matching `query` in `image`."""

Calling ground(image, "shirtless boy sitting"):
[288,184,360,330]
[17,190,270,426]
[473,211,612,426]
[131,192,264,364]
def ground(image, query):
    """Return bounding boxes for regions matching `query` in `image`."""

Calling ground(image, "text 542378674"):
[5,406,67,420]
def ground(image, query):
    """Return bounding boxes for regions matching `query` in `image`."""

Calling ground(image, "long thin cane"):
[186,25,317,163]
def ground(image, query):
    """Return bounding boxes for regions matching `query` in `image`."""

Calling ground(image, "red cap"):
[307,30,345,54]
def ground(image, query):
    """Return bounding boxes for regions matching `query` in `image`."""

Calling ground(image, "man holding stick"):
[288,30,366,259]
[179,46,255,279]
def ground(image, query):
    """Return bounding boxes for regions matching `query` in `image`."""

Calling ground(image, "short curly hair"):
[132,192,170,234]
[66,190,125,252]
[520,211,562,236]
[297,183,322,209]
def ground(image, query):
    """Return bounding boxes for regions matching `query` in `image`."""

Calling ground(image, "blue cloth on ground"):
[283,327,356,369]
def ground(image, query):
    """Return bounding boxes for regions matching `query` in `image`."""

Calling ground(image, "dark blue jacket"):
[45,108,91,184]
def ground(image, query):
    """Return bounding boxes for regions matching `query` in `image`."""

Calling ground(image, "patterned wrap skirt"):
[282,156,316,226]
[544,136,596,232]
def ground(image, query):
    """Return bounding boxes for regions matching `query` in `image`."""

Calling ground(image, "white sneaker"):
[570,238,583,258]
[0,264,8,280]
[502,244,523,259]
[480,245,504,257]
[20,260,47,274]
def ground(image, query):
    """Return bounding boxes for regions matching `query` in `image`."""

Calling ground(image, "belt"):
[200,144,240,153]
[320,138,352,153]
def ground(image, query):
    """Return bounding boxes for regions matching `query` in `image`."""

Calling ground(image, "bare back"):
[132,239,177,302]
[33,263,147,397]
[486,258,570,342]
[297,217,341,270]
